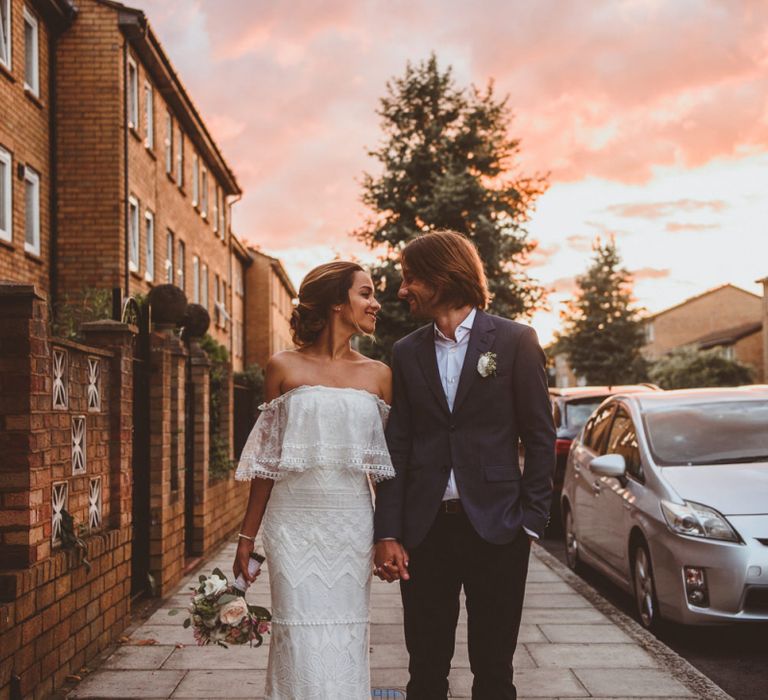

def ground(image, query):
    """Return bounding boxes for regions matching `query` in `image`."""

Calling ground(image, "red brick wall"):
[0,285,135,700]
[0,0,55,294]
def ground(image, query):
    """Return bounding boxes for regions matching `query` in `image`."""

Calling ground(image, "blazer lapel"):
[415,325,450,415]
[452,309,496,415]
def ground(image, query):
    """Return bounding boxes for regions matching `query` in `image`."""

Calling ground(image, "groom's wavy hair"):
[401,230,490,309]
[290,261,365,347]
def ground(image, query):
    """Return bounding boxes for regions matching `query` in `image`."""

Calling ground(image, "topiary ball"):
[148,284,188,325]
[182,303,210,338]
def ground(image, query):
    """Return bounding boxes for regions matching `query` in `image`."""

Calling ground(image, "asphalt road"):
[539,531,768,700]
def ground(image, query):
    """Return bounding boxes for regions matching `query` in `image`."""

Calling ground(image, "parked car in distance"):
[547,385,660,532]
[561,386,768,629]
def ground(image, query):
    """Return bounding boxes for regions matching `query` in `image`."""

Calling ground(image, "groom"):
[374,231,555,700]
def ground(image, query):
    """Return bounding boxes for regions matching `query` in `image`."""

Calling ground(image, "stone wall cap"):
[0,283,46,301]
[81,320,138,335]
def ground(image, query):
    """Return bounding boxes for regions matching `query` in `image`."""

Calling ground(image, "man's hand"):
[374,540,410,582]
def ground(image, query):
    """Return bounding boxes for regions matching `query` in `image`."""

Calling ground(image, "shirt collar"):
[434,307,477,343]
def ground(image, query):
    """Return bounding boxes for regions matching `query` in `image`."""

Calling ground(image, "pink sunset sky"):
[135,0,768,343]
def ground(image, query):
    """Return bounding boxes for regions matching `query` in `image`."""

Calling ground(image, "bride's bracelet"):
[238,532,255,542]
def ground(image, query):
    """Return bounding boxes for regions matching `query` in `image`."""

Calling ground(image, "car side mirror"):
[590,453,626,479]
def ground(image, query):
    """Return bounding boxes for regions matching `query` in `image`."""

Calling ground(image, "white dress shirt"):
[434,308,538,540]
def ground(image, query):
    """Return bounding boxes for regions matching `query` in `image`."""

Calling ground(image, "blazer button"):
[449,424,456,432]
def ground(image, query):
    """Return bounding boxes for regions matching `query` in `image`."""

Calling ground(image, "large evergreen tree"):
[355,54,548,361]
[555,238,647,385]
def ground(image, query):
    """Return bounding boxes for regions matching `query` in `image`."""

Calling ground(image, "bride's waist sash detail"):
[270,616,369,627]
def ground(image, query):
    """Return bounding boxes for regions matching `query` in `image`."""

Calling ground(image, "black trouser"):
[400,509,531,700]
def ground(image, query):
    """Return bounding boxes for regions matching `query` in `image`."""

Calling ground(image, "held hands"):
[374,540,410,583]
[233,537,262,585]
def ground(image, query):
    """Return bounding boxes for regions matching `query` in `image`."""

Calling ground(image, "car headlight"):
[660,500,740,542]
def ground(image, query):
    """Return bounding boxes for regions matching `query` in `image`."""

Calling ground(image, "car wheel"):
[563,507,583,574]
[632,542,660,631]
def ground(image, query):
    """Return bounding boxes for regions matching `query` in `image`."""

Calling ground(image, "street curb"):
[532,543,734,700]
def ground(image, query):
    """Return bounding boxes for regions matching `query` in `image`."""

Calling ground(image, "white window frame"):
[177,239,185,291]
[213,184,219,233]
[220,194,226,239]
[0,146,11,243]
[128,195,139,272]
[144,210,154,281]
[165,111,173,175]
[201,166,208,219]
[192,153,199,206]
[214,273,220,325]
[24,166,40,256]
[201,263,208,309]
[144,81,154,149]
[127,55,138,130]
[192,255,200,303]
[176,129,184,187]
[23,7,39,97]
[165,230,174,284]
[0,0,11,71]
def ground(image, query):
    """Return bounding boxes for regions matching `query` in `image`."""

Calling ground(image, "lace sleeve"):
[234,397,287,481]
[377,400,390,429]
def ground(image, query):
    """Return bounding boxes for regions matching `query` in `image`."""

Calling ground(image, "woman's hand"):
[233,538,261,583]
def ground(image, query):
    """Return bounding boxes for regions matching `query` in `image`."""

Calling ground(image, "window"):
[165,111,173,175]
[214,273,220,325]
[177,239,185,291]
[128,195,139,272]
[220,194,226,237]
[192,153,199,206]
[127,56,138,130]
[0,146,11,243]
[201,167,208,218]
[213,185,219,233]
[583,403,614,453]
[176,129,184,187]
[23,7,38,96]
[645,322,655,343]
[201,263,208,309]
[606,407,643,480]
[165,230,174,283]
[144,82,154,149]
[145,210,154,281]
[192,255,200,303]
[24,167,40,256]
[0,0,11,70]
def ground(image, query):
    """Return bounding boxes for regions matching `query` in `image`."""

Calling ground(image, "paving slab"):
[573,668,695,697]
[526,642,659,668]
[170,670,268,698]
[100,646,175,670]
[162,644,270,670]
[449,667,589,698]
[67,670,185,698]
[539,622,634,644]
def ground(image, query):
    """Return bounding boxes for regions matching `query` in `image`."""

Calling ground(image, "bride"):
[233,261,395,699]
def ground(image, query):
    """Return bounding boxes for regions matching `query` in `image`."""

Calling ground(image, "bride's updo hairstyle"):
[290,261,365,347]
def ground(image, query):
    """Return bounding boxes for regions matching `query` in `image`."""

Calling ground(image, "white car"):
[561,386,768,628]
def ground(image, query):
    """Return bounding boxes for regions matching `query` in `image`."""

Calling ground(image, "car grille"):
[743,587,768,613]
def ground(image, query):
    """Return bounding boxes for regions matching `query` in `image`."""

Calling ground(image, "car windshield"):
[565,399,604,430]
[643,400,768,466]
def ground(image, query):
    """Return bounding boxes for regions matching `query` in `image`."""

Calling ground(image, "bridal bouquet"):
[171,567,271,647]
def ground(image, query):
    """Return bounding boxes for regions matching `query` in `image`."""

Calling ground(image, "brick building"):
[244,246,296,369]
[0,1,267,696]
[643,283,764,381]
[0,0,75,295]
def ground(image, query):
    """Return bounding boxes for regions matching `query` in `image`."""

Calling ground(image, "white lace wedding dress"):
[235,385,394,700]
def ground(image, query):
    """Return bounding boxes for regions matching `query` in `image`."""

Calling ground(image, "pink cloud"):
[665,222,721,233]
[549,276,577,294]
[631,268,671,281]
[605,199,728,219]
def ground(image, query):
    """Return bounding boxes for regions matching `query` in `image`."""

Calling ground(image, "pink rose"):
[257,621,270,635]
[219,597,248,626]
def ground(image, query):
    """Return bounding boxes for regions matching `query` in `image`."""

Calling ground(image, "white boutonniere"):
[477,351,497,377]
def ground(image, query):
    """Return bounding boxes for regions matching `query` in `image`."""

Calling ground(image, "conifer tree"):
[556,238,647,384]
[355,54,548,360]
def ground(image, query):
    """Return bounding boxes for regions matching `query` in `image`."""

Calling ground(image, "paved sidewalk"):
[65,540,732,699]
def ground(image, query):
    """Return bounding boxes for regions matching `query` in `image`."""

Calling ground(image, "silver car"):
[561,386,768,628]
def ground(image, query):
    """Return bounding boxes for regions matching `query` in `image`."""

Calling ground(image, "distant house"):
[643,283,763,382]
[758,275,768,383]
[244,247,297,369]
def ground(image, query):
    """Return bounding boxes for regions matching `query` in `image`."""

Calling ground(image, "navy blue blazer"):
[374,309,556,549]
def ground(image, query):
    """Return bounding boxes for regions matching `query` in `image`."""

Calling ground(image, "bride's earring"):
[334,306,341,312]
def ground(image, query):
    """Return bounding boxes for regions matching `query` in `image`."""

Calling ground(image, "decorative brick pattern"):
[52,349,68,410]
[87,357,100,412]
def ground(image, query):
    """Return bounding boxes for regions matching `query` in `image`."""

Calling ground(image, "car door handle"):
[591,480,602,495]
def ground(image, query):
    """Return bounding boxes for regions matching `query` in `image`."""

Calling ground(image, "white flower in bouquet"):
[477,351,497,377]
[202,574,227,597]
[219,597,249,625]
